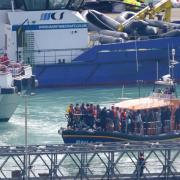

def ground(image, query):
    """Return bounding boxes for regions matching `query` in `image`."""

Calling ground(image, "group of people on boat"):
[0,53,24,76]
[66,103,180,135]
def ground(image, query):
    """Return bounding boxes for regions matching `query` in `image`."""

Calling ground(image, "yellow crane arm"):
[118,0,172,31]
[147,0,172,21]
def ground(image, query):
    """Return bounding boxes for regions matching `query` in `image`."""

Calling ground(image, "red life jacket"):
[121,111,126,120]
[113,109,117,118]
[0,55,9,65]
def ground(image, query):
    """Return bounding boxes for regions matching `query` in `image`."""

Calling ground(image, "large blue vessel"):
[0,0,180,87]
[34,36,180,87]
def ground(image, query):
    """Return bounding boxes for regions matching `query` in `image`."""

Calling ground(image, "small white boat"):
[0,57,37,122]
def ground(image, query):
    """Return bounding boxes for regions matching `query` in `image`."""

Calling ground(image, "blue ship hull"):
[34,37,180,88]
[62,130,180,143]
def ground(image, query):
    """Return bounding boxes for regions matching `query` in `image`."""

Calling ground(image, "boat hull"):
[0,73,37,122]
[61,130,180,143]
[34,60,171,87]
[0,94,21,122]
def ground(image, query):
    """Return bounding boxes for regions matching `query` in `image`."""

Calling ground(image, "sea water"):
[0,84,179,146]
[0,85,180,177]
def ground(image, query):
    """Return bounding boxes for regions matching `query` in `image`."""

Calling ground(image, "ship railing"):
[21,48,88,65]
[65,113,87,122]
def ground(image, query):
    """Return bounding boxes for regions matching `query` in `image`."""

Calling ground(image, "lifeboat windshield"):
[152,75,176,98]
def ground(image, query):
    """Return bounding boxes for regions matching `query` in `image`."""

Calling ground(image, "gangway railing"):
[0,141,179,179]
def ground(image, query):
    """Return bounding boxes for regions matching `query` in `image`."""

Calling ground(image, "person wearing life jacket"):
[74,103,81,127]
[0,53,10,66]
[109,106,117,130]
[113,107,120,131]
[121,109,127,133]
[110,106,117,119]
[66,104,74,128]
[95,104,101,129]
[88,104,95,128]
[136,110,143,134]
[100,107,107,131]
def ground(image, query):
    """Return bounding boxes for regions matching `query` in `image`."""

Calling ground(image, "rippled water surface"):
[1,84,179,146]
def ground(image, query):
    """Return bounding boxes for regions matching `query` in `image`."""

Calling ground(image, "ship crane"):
[118,0,172,31]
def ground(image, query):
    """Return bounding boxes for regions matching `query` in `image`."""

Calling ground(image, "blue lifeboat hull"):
[61,130,180,143]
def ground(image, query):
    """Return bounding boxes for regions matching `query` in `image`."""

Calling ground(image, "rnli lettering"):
[40,12,64,20]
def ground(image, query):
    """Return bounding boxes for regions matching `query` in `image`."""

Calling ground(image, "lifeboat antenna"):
[170,48,179,97]
[170,49,178,80]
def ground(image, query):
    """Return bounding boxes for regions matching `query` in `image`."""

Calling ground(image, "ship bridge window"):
[23,0,47,10]
[67,0,84,10]
[49,0,69,9]
[0,0,11,9]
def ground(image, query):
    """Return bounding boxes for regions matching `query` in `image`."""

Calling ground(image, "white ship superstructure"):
[0,69,18,121]
[0,59,37,121]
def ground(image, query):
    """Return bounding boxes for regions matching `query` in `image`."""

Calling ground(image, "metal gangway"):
[0,141,180,179]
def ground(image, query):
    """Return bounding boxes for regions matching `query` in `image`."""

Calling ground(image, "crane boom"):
[118,0,172,31]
